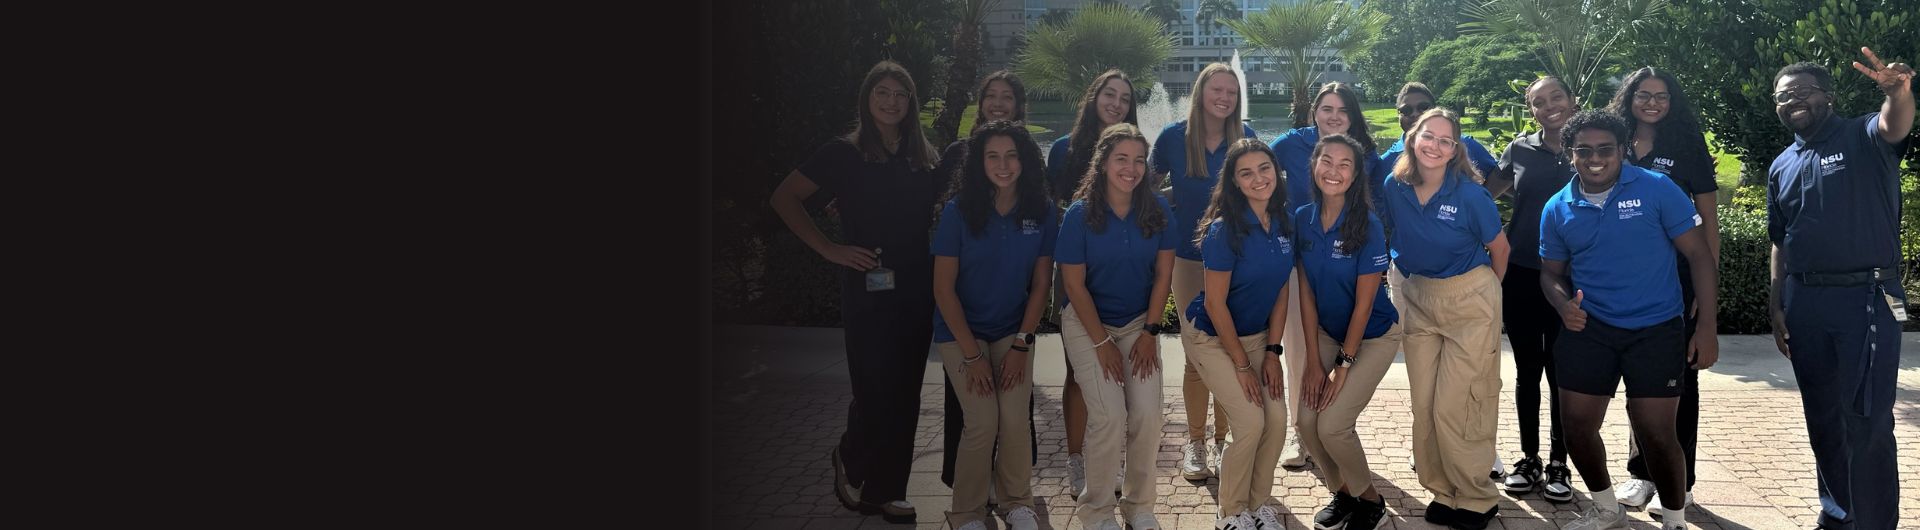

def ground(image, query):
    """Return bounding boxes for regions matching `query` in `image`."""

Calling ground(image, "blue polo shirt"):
[1767,113,1906,275]
[1153,120,1261,261]
[1056,196,1179,326]
[1185,209,1296,337]
[1271,126,1388,215]
[1380,170,1502,278]
[1377,135,1497,209]
[931,200,1059,342]
[1294,203,1397,340]
[1540,165,1701,329]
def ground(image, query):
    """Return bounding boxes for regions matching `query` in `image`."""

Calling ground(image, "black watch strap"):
[1264,344,1283,355]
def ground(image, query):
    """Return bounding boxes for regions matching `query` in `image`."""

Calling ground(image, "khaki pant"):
[1060,306,1163,524]
[1280,269,1308,444]
[1184,326,1288,516]
[936,337,1036,527]
[1296,325,1402,495]
[1401,266,1504,512]
[1173,257,1228,444]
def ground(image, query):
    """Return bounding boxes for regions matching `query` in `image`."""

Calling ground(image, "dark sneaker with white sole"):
[1503,455,1541,493]
[1313,491,1355,530]
[1344,497,1389,530]
[1542,462,1575,503]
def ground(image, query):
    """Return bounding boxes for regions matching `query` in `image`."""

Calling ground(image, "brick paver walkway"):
[710,333,1920,530]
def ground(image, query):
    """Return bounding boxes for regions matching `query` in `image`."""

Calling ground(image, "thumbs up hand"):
[1562,289,1588,331]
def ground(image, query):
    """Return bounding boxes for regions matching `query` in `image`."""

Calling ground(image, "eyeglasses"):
[1570,145,1620,159]
[1417,131,1457,149]
[1396,101,1436,115]
[1773,86,1826,104]
[1632,91,1671,104]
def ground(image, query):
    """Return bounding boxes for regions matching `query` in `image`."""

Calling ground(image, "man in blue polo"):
[1767,49,1914,530]
[1537,110,1718,530]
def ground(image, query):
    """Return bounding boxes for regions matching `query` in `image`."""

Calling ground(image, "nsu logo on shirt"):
[1617,199,1644,220]
[1437,204,1458,221]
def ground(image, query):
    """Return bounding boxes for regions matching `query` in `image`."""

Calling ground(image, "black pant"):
[940,376,1040,487]
[1626,275,1701,489]
[1503,265,1566,463]
[836,264,935,504]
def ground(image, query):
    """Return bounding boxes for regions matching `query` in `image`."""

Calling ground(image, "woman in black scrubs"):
[769,60,944,524]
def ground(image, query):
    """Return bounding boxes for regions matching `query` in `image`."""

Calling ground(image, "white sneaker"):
[1649,492,1692,520]
[1281,438,1309,468]
[1251,504,1285,529]
[1616,478,1656,508]
[955,520,987,530]
[1565,503,1627,530]
[1068,453,1087,497]
[1215,512,1258,530]
[1127,512,1163,530]
[1003,506,1039,530]
[1087,517,1125,530]
[1181,440,1213,480]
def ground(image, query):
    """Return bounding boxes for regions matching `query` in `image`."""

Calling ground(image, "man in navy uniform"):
[1767,47,1914,530]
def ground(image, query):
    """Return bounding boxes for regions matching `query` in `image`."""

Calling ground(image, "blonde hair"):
[1183,63,1244,178]
[1390,107,1482,186]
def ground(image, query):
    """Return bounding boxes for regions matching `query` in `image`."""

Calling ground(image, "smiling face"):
[1312,142,1358,199]
[1527,80,1573,132]
[1096,78,1135,127]
[982,134,1021,191]
[1201,71,1239,123]
[1630,77,1671,126]
[980,79,1017,122]
[1232,150,1278,204]
[1774,73,1833,134]
[1410,116,1458,172]
[1571,127,1623,191]
[1103,138,1149,197]
[1396,92,1434,133]
[1314,92,1350,135]
[869,76,910,129]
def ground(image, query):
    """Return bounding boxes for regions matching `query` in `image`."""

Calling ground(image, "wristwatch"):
[1015,332,1036,346]
[1143,323,1164,336]
[1264,344,1283,356]
[1334,351,1355,367]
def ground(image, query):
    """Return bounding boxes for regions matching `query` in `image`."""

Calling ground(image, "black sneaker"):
[1502,455,1541,493]
[1448,504,1497,530]
[1313,491,1355,530]
[1542,462,1575,503]
[1423,501,1456,526]
[1344,496,1389,530]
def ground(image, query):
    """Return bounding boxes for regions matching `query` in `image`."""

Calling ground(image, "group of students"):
[770,49,1913,530]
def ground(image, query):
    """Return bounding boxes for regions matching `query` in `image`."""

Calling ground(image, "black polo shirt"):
[1489,131,1573,270]
[800,139,945,271]
[1768,113,1906,275]
[1629,130,1720,299]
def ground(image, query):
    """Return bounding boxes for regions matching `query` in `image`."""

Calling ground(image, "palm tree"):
[1038,8,1074,28]
[1459,0,1669,104]
[933,0,1004,146]
[1015,4,1176,99]
[1229,0,1388,127]
[1143,0,1185,29]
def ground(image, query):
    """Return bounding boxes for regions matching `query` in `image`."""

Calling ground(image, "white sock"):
[1591,487,1617,510]
[1661,504,1686,527]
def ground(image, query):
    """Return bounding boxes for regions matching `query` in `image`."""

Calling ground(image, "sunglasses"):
[1570,145,1620,159]
[1773,86,1827,104]
[1396,101,1436,115]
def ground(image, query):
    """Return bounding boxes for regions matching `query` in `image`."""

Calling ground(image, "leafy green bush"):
[1716,200,1773,334]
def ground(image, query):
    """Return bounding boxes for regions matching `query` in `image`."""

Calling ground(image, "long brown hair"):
[1183,63,1244,178]
[1193,138,1291,256]
[1075,123,1165,238]
[844,60,937,170]
[1063,70,1140,196]
[1310,134,1374,256]
[1390,107,1481,186]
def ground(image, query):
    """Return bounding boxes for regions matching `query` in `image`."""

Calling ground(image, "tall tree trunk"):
[1291,73,1312,128]
[934,20,982,147]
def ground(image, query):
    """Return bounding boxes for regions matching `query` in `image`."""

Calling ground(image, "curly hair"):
[942,120,1051,236]
[1075,123,1165,238]
[1605,67,1706,161]
[1559,110,1631,153]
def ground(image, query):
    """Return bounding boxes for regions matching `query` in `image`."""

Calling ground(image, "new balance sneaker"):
[1616,478,1656,508]
[1127,512,1163,530]
[1313,491,1355,530]
[1182,440,1214,480]
[1344,496,1389,530]
[1004,506,1039,530]
[1251,504,1285,529]
[1564,503,1627,530]
[1068,453,1087,497]
[1282,437,1310,469]
[1215,512,1257,530]
[1542,462,1575,503]
[1502,455,1541,493]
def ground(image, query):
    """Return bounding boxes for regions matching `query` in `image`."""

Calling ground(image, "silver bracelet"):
[961,353,982,365]
[1092,335,1115,348]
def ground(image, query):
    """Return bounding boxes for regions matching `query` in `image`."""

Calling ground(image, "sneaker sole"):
[1182,469,1214,481]
[1542,491,1574,503]
[1501,483,1535,494]
[1618,494,1654,508]
[1313,520,1347,530]
[831,447,860,511]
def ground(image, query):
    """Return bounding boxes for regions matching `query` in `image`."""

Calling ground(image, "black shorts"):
[1554,315,1687,398]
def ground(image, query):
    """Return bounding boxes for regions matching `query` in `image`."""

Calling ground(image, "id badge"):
[1885,291,1908,322]
[866,266,896,292]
